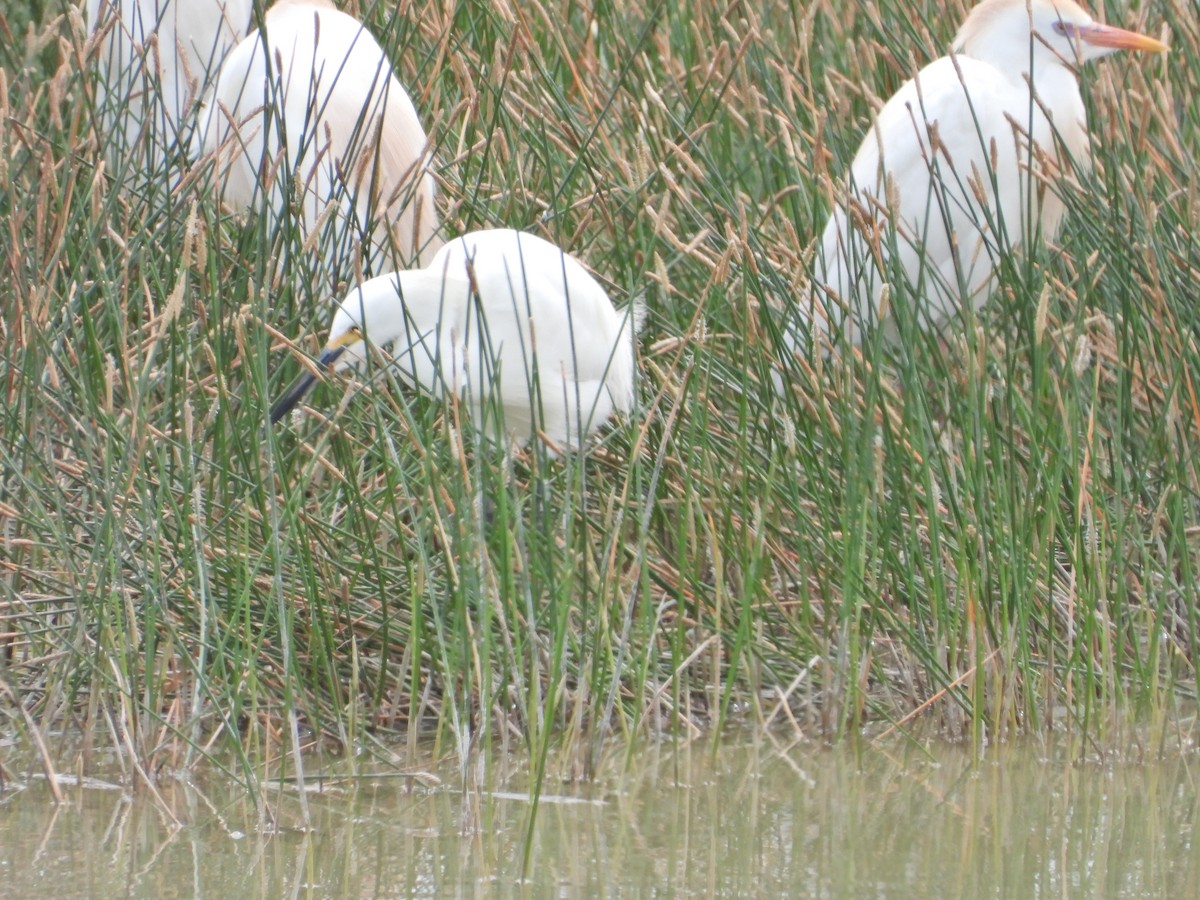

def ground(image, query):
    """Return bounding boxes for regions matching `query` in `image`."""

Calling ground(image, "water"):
[1,735,1197,897]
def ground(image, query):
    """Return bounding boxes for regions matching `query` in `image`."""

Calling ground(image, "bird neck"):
[956,36,1074,87]
[952,0,1084,84]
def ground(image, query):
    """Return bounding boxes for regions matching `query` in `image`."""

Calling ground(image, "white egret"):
[800,0,1167,347]
[196,0,441,292]
[87,0,252,174]
[269,229,641,450]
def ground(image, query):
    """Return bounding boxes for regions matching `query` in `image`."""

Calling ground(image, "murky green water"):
[2,736,1197,897]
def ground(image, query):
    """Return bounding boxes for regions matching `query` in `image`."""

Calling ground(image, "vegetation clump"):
[0,1,1194,789]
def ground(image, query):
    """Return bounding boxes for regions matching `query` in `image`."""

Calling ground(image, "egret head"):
[319,288,389,373]
[268,276,404,424]
[954,0,1166,69]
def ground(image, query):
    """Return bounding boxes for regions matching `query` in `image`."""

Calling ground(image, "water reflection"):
[1,736,1197,897]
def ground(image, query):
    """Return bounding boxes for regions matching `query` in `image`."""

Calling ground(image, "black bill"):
[269,369,320,424]
[268,346,348,424]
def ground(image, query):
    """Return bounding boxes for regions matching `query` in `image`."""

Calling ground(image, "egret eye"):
[1052,20,1073,38]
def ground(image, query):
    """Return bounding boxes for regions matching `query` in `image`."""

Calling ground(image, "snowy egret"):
[269,229,640,450]
[799,0,1167,347]
[87,0,251,175]
[196,0,441,291]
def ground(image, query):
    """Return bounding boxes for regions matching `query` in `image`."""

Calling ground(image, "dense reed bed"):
[1,0,1196,790]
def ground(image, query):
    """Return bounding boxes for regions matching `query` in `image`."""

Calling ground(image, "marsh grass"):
[1,0,1196,795]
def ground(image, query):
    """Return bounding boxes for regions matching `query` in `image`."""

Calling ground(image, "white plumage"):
[270,229,641,450]
[196,0,441,290]
[800,0,1166,347]
[87,0,251,175]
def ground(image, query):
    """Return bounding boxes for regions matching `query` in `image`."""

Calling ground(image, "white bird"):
[196,0,441,293]
[87,0,252,177]
[800,0,1167,347]
[269,229,641,450]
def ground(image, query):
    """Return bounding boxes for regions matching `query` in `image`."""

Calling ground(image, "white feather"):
[797,0,1165,347]
[87,0,251,174]
[313,229,640,448]
[196,0,441,292]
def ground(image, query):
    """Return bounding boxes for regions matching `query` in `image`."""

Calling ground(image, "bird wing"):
[393,232,636,444]
[287,8,439,273]
[196,3,438,292]
[371,77,441,268]
[195,23,273,211]
[814,54,1065,341]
